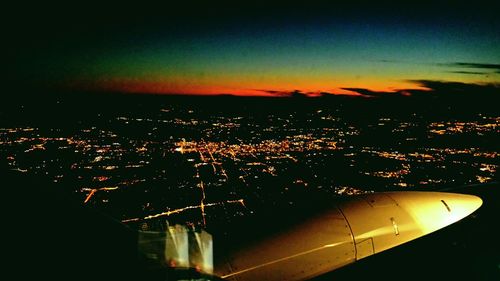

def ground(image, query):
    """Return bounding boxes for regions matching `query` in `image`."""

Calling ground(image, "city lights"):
[1,109,497,228]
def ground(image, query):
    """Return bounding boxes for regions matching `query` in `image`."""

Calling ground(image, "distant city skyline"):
[9,1,500,97]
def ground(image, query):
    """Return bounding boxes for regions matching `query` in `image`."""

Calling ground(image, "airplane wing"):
[213,191,482,281]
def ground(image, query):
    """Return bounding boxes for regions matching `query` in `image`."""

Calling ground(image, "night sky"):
[8,1,500,97]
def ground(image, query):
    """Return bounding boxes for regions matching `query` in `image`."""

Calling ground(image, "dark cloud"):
[341,88,406,97]
[438,62,500,74]
[256,89,310,98]
[409,80,499,92]
[341,81,499,101]
[405,80,500,102]
[447,71,488,75]
[258,81,499,101]
[257,89,284,95]
[256,89,297,97]
[447,62,500,70]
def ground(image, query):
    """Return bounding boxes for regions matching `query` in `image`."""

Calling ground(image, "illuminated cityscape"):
[0,97,497,231]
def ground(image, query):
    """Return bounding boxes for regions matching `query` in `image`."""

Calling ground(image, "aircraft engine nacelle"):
[215,192,482,281]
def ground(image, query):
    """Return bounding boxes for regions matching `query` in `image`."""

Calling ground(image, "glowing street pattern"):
[83,186,119,204]
[122,199,245,223]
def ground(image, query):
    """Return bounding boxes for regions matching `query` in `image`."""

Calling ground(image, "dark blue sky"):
[8,1,500,97]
